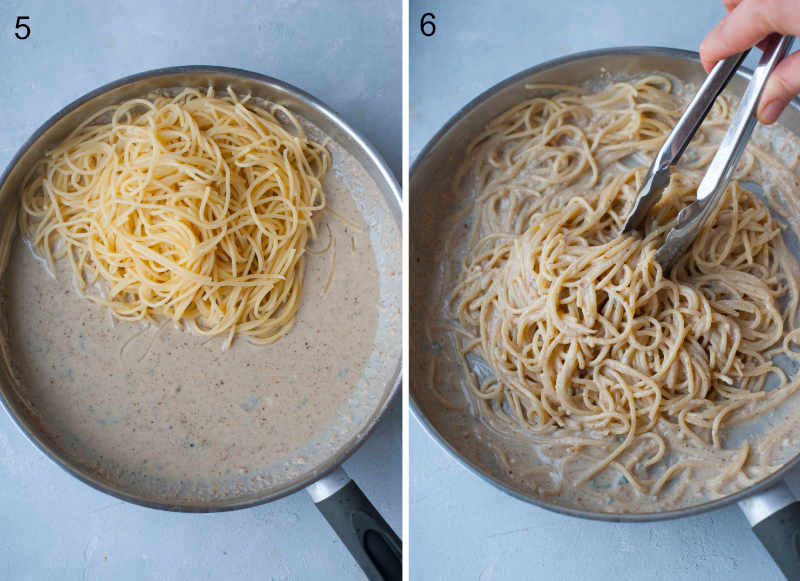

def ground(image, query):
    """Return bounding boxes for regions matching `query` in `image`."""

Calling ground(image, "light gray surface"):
[411,1,800,580]
[0,1,399,580]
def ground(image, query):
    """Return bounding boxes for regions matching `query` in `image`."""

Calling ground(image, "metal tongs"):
[621,34,795,272]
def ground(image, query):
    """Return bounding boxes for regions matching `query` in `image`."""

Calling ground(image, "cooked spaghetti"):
[433,75,800,509]
[19,87,329,347]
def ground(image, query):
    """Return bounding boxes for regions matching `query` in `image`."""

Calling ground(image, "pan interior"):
[0,73,401,510]
[411,50,800,517]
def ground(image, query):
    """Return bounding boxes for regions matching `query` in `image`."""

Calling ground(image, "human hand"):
[700,0,800,124]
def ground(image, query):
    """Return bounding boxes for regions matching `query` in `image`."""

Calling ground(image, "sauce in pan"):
[0,132,401,505]
[413,75,800,514]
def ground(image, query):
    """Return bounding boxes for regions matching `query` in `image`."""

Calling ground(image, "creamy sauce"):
[412,75,800,514]
[0,129,401,506]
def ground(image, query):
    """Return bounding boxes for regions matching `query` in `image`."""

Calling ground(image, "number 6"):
[421,13,435,37]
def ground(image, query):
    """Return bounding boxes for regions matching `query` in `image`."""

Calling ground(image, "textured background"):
[0,1,400,579]
[411,1,800,580]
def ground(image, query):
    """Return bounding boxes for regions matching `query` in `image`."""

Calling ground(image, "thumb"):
[759,50,800,124]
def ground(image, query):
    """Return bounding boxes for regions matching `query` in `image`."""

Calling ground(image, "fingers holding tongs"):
[621,34,795,273]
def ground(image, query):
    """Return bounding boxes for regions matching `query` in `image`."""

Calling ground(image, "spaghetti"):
[435,74,800,509]
[19,87,329,347]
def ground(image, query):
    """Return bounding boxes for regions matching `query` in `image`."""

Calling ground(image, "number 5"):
[15,16,30,40]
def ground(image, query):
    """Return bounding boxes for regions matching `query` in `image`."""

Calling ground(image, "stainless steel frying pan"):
[410,48,800,579]
[0,66,401,581]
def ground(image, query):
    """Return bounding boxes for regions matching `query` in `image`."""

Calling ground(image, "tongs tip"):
[621,168,670,233]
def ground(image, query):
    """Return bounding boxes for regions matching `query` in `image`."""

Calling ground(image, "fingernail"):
[760,100,783,124]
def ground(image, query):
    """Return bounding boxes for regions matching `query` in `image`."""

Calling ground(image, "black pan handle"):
[306,467,401,581]
[740,481,800,580]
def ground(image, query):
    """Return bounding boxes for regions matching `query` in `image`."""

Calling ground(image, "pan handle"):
[739,481,800,580]
[306,467,401,581]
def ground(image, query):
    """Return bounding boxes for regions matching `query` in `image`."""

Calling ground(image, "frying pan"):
[410,47,800,579]
[0,66,401,580]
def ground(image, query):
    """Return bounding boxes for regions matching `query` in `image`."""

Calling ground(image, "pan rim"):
[410,45,800,523]
[0,65,402,513]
